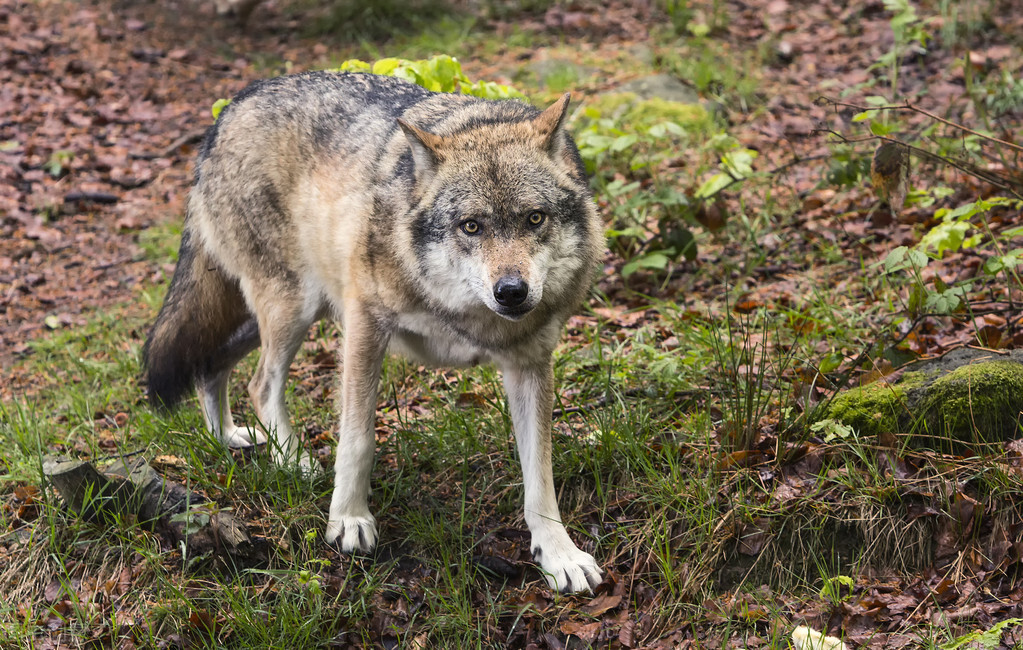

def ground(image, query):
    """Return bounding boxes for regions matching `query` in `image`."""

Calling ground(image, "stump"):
[43,455,266,565]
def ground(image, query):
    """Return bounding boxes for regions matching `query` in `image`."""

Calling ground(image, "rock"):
[825,348,1023,454]
[524,58,598,90]
[614,73,702,105]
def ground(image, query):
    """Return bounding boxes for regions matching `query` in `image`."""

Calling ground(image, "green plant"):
[42,149,73,178]
[882,196,1023,316]
[940,618,1023,650]
[872,0,930,100]
[818,573,855,605]
[659,0,728,37]
[336,55,524,99]
[571,99,740,278]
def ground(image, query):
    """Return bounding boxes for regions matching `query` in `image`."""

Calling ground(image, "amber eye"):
[461,220,480,235]
[527,210,546,227]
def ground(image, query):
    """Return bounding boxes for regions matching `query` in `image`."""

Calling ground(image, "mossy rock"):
[824,348,1023,454]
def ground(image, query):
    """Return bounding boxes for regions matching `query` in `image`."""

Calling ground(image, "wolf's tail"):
[142,225,253,409]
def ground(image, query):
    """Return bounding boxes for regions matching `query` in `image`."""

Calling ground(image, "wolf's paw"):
[223,426,267,448]
[295,451,321,476]
[533,541,602,594]
[270,449,321,475]
[325,513,377,553]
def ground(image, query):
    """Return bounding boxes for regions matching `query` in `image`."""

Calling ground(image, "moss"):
[587,92,712,132]
[825,361,1023,454]
[920,361,1023,448]
[623,96,711,131]
[825,380,907,437]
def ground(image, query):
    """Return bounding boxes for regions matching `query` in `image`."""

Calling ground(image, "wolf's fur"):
[143,71,604,592]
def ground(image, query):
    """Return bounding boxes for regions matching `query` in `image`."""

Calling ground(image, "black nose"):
[493,276,529,308]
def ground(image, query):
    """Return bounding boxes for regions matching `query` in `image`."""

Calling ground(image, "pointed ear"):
[398,119,446,184]
[532,93,571,152]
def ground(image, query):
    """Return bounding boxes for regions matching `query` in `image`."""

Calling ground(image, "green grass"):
[5,158,1022,648]
[3,232,1018,646]
[4,266,1016,646]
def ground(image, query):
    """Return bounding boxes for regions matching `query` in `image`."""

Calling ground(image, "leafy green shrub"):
[335,55,524,100]
[883,196,1023,316]
[573,98,753,276]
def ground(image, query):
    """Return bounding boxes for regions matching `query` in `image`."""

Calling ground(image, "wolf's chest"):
[387,313,490,368]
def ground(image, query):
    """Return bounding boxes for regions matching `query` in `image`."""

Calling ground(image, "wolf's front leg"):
[503,361,602,593]
[326,306,389,552]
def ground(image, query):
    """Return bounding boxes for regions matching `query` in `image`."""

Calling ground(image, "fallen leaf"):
[560,619,600,642]
[870,142,910,214]
[579,592,622,616]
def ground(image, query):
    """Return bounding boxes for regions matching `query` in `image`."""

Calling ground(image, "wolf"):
[143,71,604,593]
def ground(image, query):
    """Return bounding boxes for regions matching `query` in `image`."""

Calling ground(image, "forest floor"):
[2,0,1023,647]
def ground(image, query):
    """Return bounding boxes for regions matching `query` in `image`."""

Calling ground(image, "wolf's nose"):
[493,276,528,307]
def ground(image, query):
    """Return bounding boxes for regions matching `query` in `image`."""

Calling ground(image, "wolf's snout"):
[493,276,529,308]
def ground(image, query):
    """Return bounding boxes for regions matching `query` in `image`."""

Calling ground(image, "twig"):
[816,127,1023,200]
[64,190,119,204]
[818,96,1023,154]
[551,387,646,418]
[702,153,832,199]
[94,255,136,271]
[130,128,207,160]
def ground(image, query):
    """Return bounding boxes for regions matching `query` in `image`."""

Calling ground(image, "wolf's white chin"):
[492,302,539,321]
[496,310,529,321]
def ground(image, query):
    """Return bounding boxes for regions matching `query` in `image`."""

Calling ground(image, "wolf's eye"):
[527,210,546,227]
[461,220,480,235]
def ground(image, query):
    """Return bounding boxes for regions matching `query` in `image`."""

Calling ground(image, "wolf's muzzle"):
[493,276,529,308]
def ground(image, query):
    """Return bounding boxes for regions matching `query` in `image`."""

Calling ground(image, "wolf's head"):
[399,95,600,323]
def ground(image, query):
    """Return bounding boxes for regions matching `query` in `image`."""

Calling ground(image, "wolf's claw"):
[325,514,377,553]
[532,539,602,593]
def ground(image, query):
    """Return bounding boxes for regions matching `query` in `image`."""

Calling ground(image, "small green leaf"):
[869,121,893,136]
[919,220,971,258]
[622,251,670,277]
[610,134,639,153]
[686,21,710,37]
[695,172,732,199]
[721,148,757,178]
[883,246,927,273]
[211,98,231,121]
[337,59,370,72]
[817,353,844,374]
[371,58,401,75]
[924,284,968,314]
[852,111,873,122]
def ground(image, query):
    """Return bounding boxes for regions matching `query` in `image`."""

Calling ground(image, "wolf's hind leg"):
[246,289,317,468]
[197,318,265,448]
[326,304,389,552]
[503,361,603,594]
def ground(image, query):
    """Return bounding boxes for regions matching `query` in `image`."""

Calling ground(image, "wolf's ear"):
[398,119,445,184]
[532,93,571,155]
